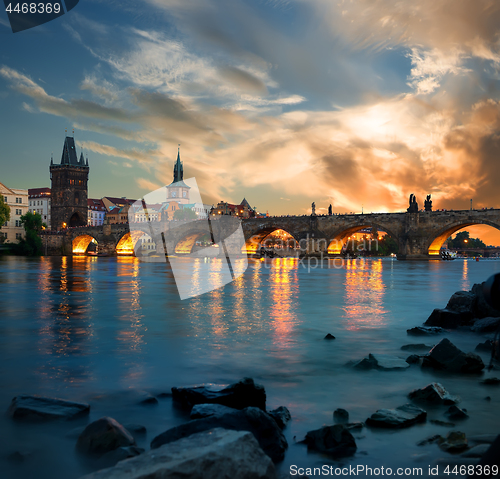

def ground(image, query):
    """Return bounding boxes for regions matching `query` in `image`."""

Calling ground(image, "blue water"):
[0,256,499,478]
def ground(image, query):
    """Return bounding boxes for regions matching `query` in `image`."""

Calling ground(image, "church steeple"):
[173,145,183,183]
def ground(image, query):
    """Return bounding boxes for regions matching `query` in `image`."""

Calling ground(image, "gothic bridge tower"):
[50,136,89,230]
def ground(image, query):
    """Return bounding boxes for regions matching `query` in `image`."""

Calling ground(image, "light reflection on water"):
[343,258,387,330]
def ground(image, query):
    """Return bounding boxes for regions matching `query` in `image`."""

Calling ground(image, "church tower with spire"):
[166,146,190,204]
[50,135,89,230]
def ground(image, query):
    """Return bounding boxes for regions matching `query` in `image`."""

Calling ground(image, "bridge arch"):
[116,230,156,256]
[327,223,398,255]
[174,229,214,254]
[72,234,98,254]
[427,220,500,256]
[244,227,298,254]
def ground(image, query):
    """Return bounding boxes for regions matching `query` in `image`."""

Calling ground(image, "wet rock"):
[422,338,484,373]
[408,383,459,405]
[475,340,494,352]
[151,407,287,463]
[470,282,500,319]
[407,326,445,336]
[406,354,421,364]
[352,354,410,370]
[76,417,136,457]
[78,428,277,479]
[417,434,442,446]
[471,317,500,333]
[324,333,336,340]
[123,424,147,436]
[304,424,357,457]
[445,405,469,420]
[268,406,291,429]
[438,431,468,453]
[433,284,500,322]
[485,396,491,401]
[99,446,144,466]
[446,291,476,314]
[425,309,472,329]
[430,419,455,427]
[8,395,90,422]
[172,377,266,411]
[480,377,500,385]
[461,444,490,458]
[190,403,236,419]
[366,404,427,429]
[401,343,434,351]
[333,408,349,424]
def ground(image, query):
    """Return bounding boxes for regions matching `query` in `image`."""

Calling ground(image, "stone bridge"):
[43,208,500,260]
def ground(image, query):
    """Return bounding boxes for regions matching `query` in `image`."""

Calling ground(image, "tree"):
[448,231,486,249]
[14,211,45,256]
[0,195,10,236]
[173,208,198,221]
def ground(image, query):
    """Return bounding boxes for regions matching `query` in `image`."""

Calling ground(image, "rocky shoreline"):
[4,282,500,479]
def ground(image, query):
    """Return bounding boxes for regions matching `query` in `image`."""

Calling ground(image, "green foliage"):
[447,231,486,249]
[346,234,398,256]
[173,207,198,221]
[0,195,10,228]
[13,211,45,256]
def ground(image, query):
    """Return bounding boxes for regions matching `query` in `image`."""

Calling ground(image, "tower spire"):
[173,144,183,183]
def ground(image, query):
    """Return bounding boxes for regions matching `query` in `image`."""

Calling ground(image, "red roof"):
[103,196,136,206]
[88,198,106,211]
[29,187,51,197]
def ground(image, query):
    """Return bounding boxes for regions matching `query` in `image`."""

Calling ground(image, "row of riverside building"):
[1,136,262,244]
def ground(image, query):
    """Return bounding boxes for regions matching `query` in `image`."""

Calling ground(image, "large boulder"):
[366,404,427,429]
[268,406,291,430]
[8,395,90,422]
[151,407,287,463]
[172,378,266,411]
[78,428,277,479]
[424,309,472,329]
[76,417,137,456]
[425,284,500,329]
[304,425,357,457]
[422,338,484,373]
[190,403,236,419]
[470,317,500,333]
[470,282,500,319]
[408,383,459,405]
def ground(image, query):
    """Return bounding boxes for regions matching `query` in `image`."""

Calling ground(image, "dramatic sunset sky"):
[1,0,500,242]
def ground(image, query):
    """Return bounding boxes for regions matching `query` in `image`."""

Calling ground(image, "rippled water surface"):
[0,256,499,478]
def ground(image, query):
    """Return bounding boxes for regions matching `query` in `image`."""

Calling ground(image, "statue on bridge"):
[424,194,432,212]
[407,194,419,213]
[311,202,316,216]
[328,204,332,216]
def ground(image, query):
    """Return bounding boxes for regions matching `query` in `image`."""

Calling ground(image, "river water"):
[0,256,499,478]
